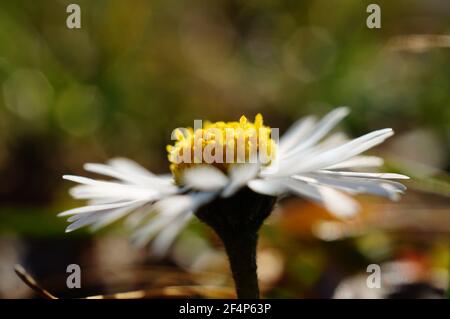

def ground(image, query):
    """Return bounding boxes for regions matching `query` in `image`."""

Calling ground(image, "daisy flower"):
[59,107,408,298]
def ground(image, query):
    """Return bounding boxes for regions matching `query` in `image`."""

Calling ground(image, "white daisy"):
[59,107,409,256]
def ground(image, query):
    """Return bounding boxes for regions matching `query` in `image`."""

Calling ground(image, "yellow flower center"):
[167,114,276,183]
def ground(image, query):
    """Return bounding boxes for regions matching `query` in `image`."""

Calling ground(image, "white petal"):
[318,186,360,218]
[280,107,349,159]
[278,116,317,153]
[294,174,406,200]
[84,163,142,184]
[58,200,144,217]
[312,132,349,151]
[69,184,160,201]
[222,163,260,197]
[249,177,360,218]
[123,205,154,229]
[270,128,394,177]
[132,192,216,247]
[77,184,161,199]
[263,132,348,175]
[281,178,323,202]
[107,157,157,178]
[64,174,169,195]
[63,175,108,186]
[84,162,174,189]
[325,156,384,169]
[65,213,102,233]
[247,179,288,196]
[87,198,126,205]
[316,170,410,180]
[132,213,179,247]
[65,202,142,232]
[150,211,193,257]
[181,166,229,191]
[90,202,143,231]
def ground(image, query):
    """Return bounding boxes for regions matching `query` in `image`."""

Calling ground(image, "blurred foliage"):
[0,0,449,298]
[0,0,449,192]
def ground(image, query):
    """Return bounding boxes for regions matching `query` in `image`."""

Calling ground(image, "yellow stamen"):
[167,114,276,183]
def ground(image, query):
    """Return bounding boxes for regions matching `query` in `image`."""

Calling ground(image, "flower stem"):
[447,237,450,299]
[219,229,259,299]
[195,187,276,299]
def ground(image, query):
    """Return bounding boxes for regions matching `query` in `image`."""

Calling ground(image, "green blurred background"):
[0,0,449,298]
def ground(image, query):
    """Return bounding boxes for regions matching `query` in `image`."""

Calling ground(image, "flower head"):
[167,114,276,183]
[59,107,409,255]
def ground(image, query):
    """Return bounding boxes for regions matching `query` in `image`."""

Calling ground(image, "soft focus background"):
[0,0,449,298]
